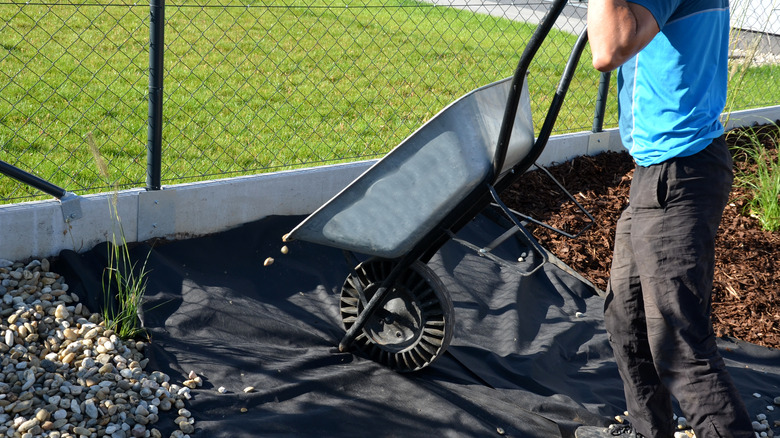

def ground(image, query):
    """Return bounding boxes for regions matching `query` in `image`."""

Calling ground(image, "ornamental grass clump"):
[728,122,780,232]
[101,235,151,340]
[87,132,151,339]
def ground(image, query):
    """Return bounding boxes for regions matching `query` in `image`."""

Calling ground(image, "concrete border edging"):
[1,105,777,262]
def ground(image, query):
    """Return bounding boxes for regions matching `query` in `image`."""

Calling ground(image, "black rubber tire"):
[340,258,454,372]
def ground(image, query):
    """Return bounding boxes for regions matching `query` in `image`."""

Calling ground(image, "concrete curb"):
[1,105,778,262]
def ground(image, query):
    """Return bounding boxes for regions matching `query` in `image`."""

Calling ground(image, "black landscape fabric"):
[55,214,780,438]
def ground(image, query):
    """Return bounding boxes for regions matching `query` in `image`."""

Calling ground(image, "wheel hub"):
[340,258,454,372]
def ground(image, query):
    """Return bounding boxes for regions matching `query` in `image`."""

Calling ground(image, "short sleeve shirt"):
[617,0,730,166]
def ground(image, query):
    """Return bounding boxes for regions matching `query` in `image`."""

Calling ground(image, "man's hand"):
[587,0,660,72]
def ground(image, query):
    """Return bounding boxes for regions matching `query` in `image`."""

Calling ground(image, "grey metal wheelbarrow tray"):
[287,0,591,373]
[288,76,534,259]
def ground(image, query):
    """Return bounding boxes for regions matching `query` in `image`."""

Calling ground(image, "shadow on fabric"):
[54,215,780,437]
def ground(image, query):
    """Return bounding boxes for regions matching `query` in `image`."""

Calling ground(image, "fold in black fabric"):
[55,215,780,437]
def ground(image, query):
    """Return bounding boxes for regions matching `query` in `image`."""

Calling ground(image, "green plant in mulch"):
[88,132,151,340]
[728,122,780,232]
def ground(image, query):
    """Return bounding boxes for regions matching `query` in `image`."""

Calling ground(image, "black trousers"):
[604,136,753,438]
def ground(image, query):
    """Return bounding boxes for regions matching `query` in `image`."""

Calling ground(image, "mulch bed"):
[502,122,780,350]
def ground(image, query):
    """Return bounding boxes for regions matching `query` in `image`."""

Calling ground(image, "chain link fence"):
[1,0,778,204]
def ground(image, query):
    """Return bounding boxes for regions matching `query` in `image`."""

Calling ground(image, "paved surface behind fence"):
[419,0,588,35]
[422,0,780,60]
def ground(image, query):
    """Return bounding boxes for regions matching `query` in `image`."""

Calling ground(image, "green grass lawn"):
[0,0,777,203]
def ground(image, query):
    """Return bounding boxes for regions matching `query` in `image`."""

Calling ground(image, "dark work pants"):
[603,136,754,438]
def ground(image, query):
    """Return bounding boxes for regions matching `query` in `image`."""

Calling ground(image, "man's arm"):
[587,0,660,72]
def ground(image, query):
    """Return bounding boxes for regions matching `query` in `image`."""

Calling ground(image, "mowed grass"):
[0,0,777,203]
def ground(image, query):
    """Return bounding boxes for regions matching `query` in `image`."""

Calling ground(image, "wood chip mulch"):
[501,122,780,350]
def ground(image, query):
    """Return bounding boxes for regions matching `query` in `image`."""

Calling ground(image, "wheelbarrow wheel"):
[340,258,454,372]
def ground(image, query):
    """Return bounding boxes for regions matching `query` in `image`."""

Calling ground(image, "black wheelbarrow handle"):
[492,0,573,181]
[494,26,590,194]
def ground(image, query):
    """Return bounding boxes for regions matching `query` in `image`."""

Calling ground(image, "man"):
[576,0,756,436]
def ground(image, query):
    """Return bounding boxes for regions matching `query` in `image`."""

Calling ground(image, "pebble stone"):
[0,258,197,438]
[613,401,780,438]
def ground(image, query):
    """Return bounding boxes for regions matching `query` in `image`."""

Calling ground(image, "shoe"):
[574,423,644,438]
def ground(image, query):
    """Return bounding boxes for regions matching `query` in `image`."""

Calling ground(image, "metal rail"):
[0,160,67,199]
[0,160,82,221]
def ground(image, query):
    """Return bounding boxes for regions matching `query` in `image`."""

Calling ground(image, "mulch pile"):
[502,122,780,350]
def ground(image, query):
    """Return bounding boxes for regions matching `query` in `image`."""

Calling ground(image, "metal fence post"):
[147,0,165,191]
[592,71,611,133]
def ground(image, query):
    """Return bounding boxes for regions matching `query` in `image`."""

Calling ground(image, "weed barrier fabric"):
[55,215,780,438]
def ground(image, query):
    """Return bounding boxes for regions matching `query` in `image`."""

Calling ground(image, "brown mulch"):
[502,122,780,350]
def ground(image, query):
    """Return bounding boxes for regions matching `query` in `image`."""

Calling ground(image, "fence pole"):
[592,71,611,132]
[147,0,165,191]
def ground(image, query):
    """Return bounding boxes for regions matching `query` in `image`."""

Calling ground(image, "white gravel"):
[0,258,196,438]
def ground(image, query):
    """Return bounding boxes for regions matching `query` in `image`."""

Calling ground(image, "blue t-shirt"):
[617,0,730,166]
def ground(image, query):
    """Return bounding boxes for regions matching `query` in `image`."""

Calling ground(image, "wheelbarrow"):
[287,0,592,372]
